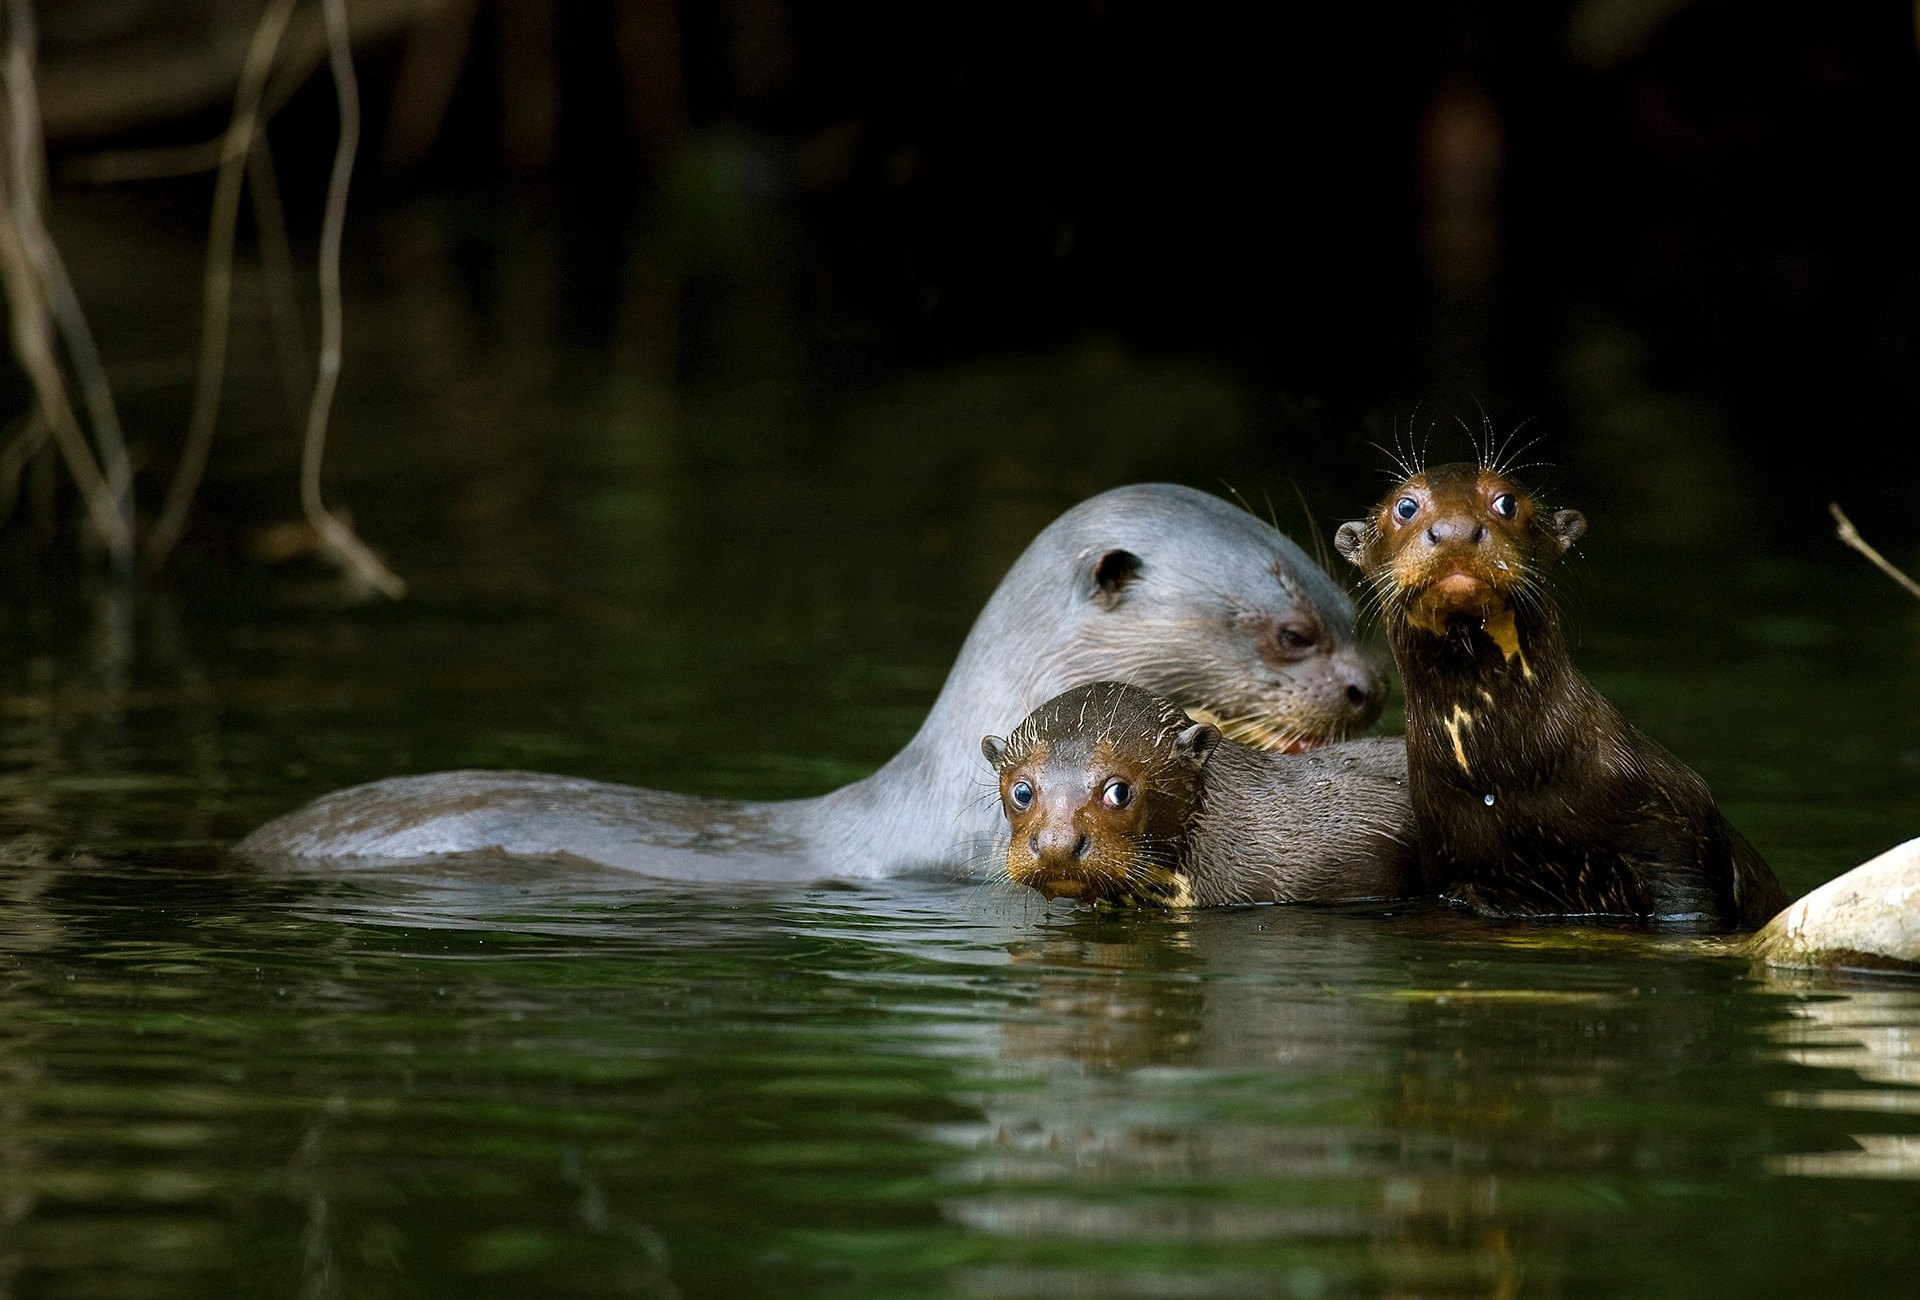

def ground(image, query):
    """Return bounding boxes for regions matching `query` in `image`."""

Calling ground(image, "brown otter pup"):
[1333,460,1787,929]
[982,681,1417,906]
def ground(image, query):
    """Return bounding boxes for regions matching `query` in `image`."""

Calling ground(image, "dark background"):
[19,0,1920,566]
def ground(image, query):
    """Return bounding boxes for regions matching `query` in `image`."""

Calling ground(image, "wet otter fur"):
[983,681,1417,906]
[1334,459,1788,929]
[240,483,1386,881]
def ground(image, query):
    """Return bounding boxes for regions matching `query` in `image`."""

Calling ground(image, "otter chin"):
[1411,570,1505,624]
[1026,876,1093,900]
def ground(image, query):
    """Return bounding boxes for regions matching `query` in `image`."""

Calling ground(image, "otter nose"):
[1343,674,1385,726]
[1425,515,1487,547]
[1030,823,1090,862]
[1334,649,1388,726]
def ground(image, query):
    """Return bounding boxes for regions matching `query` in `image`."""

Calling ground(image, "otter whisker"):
[1460,407,1491,470]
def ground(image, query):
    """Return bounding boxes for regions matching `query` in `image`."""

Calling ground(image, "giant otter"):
[239,483,1385,881]
[983,681,1417,906]
[1333,460,1788,929]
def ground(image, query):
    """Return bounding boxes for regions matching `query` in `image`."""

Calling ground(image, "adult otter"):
[982,681,1417,906]
[1333,460,1788,929]
[239,483,1385,881]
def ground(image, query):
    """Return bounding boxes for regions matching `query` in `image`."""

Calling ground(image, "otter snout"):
[1030,820,1091,863]
[1423,514,1488,549]
[1334,645,1388,727]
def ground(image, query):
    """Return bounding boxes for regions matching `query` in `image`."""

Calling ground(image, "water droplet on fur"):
[1483,793,1495,806]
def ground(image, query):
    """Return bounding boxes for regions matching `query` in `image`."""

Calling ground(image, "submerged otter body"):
[1334,461,1787,930]
[240,484,1386,881]
[983,681,1418,906]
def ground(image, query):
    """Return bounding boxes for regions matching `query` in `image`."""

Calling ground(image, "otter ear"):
[1547,509,1587,553]
[1173,721,1221,768]
[1088,548,1143,609]
[981,735,1008,769]
[1333,520,1371,569]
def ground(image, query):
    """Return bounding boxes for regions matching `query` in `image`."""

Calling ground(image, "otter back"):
[241,483,1389,880]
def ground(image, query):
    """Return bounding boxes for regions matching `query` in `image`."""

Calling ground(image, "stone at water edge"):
[1748,836,1920,971]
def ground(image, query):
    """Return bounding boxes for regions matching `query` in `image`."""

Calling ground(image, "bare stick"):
[0,203,130,558]
[144,0,296,571]
[62,137,225,185]
[9,18,136,539]
[8,1,134,530]
[57,9,332,186]
[0,0,130,564]
[25,220,130,519]
[5,0,137,532]
[1830,503,1920,602]
[303,0,405,598]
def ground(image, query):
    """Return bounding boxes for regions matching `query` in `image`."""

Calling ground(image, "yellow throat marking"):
[1484,608,1530,677]
[1442,704,1475,777]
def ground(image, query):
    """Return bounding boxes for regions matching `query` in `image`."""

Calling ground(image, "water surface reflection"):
[1766,986,1920,1181]
[0,157,1916,1298]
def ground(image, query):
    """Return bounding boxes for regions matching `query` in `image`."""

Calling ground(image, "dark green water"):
[2,188,1919,1297]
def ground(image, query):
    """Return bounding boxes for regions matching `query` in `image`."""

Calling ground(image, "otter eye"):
[1102,779,1132,809]
[1008,780,1033,811]
[1490,492,1517,519]
[1392,496,1419,523]
[1278,626,1314,652]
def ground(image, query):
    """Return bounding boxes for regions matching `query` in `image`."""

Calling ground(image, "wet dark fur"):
[984,681,1418,906]
[1336,460,1787,930]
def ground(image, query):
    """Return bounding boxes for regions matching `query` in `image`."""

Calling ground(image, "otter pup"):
[1333,460,1787,929]
[240,484,1386,880]
[983,681,1417,906]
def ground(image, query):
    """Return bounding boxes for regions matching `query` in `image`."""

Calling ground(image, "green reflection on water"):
[9,865,1920,1298]
[1,190,1918,1299]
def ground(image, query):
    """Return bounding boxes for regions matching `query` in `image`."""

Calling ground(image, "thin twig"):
[145,0,297,572]
[303,0,405,599]
[61,137,225,184]
[9,0,135,532]
[1830,502,1920,602]
[0,0,130,564]
[0,203,130,558]
[58,26,328,185]
[26,224,130,518]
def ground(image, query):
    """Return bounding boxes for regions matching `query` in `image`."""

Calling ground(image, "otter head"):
[1015,484,1385,754]
[982,682,1220,904]
[1335,463,1585,652]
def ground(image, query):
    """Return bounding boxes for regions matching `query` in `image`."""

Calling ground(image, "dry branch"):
[303,0,405,599]
[144,0,298,572]
[0,0,406,596]
[1830,502,1920,603]
[0,0,132,565]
